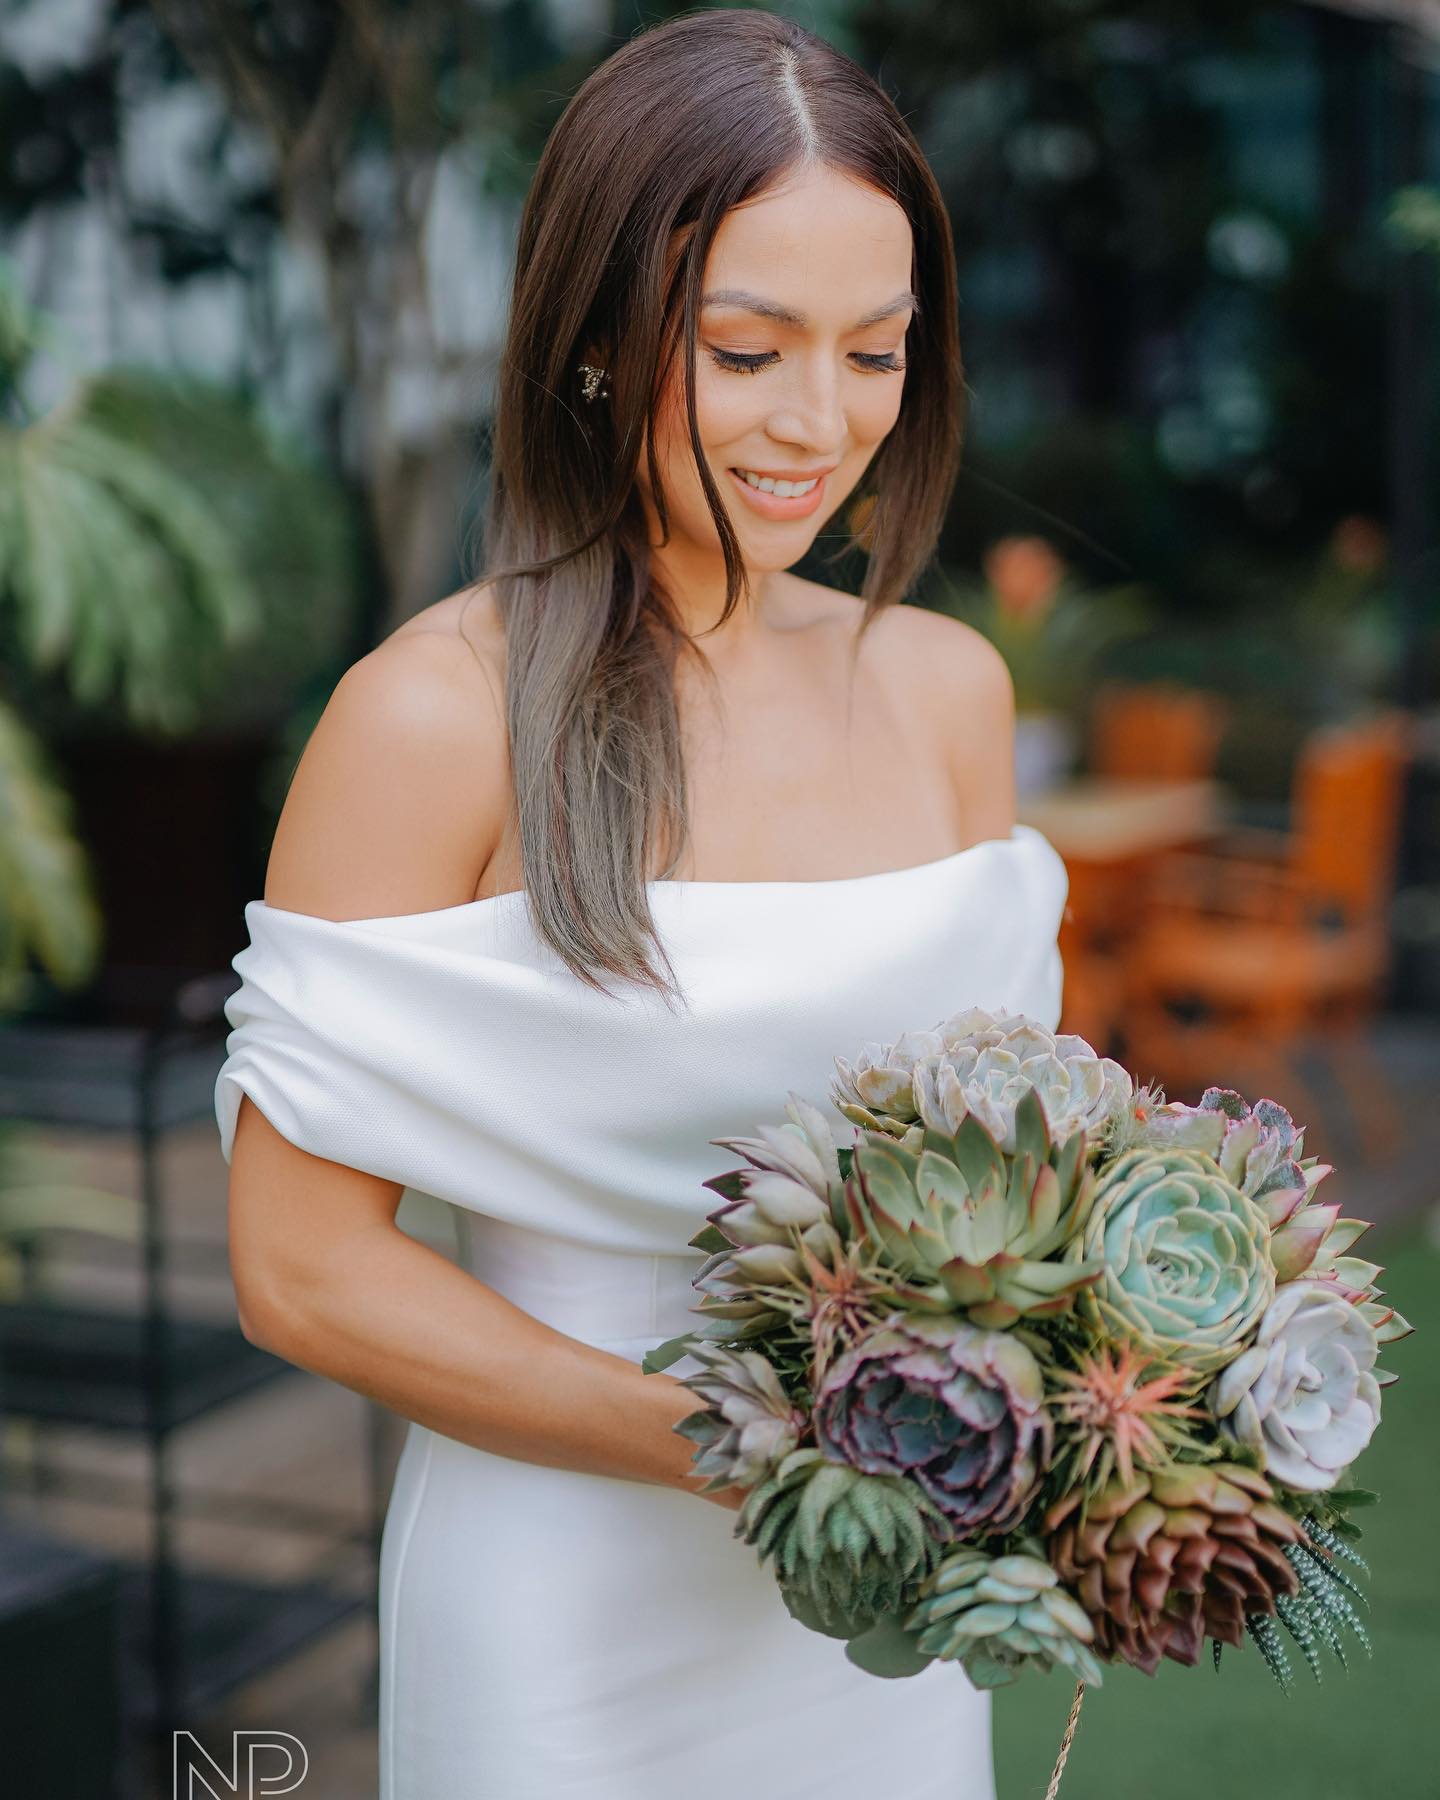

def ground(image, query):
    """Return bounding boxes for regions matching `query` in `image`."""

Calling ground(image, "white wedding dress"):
[213,822,1069,1800]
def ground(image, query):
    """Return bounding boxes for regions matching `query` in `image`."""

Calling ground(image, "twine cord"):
[1043,1680,1087,1800]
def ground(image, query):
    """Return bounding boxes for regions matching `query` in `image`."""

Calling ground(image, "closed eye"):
[706,348,906,375]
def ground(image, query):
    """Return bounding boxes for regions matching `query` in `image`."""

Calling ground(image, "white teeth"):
[733,468,819,498]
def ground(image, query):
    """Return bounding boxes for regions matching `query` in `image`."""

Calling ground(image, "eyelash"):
[706,348,906,376]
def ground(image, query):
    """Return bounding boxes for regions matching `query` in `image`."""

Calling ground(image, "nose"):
[765,356,847,458]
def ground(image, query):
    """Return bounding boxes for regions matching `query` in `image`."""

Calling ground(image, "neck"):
[650,540,786,656]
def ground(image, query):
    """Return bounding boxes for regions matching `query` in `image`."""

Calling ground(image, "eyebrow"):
[699,288,919,330]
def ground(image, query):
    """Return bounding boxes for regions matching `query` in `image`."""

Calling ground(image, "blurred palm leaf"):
[0,254,355,742]
[43,371,358,737]
[0,260,356,996]
[1,379,262,734]
[0,701,102,1000]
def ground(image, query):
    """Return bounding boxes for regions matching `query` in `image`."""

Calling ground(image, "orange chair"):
[1120,710,1413,1160]
[1087,680,1228,781]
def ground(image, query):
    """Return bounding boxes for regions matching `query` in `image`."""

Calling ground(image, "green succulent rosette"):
[901,1547,1105,1689]
[1072,1146,1275,1376]
[841,1088,1103,1329]
[735,1447,952,1641]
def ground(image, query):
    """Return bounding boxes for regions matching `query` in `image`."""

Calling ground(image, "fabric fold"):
[214,823,1069,1256]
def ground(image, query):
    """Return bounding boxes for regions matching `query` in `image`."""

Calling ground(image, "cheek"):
[854,379,905,446]
[693,369,765,462]
[648,368,749,481]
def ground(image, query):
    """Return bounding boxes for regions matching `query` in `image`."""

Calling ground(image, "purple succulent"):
[813,1313,1051,1535]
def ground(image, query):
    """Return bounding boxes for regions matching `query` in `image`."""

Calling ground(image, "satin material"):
[214,822,1069,1799]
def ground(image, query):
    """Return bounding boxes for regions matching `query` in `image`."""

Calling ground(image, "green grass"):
[992,1223,1440,1800]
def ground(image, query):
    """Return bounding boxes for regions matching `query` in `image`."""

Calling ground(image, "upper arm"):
[905,609,1017,840]
[264,631,509,921]
[229,631,509,1342]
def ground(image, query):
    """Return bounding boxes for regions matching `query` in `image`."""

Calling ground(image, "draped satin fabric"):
[214,822,1069,1799]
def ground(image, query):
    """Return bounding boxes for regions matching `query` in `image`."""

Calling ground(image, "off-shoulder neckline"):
[246,822,1059,931]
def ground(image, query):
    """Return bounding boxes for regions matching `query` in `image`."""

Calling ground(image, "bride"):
[217,9,1068,1797]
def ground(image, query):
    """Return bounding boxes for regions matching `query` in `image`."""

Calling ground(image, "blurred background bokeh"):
[0,2,1436,1795]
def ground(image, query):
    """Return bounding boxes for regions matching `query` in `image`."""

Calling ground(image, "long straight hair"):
[467,8,963,1007]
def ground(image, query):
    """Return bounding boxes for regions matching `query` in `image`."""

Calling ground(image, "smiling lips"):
[725,464,833,518]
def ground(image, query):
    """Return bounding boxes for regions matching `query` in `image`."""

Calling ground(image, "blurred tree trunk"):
[146,1,534,635]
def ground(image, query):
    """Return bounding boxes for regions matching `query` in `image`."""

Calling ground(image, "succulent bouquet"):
[643,1005,1411,1738]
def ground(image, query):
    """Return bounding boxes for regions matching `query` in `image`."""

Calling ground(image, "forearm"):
[239,1220,746,1507]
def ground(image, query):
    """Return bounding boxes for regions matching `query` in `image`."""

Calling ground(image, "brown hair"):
[466,7,963,1007]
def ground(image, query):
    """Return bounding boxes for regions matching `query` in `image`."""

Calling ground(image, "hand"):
[693,1478,750,1513]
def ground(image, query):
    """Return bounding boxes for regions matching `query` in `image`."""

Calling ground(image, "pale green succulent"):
[689,1091,854,1342]
[903,1547,1105,1689]
[832,1005,1132,1156]
[1104,1084,1370,1291]
[842,1085,1103,1327]
[827,1024,948,1144]
[704,1089,847,1243]
[671,1341,809,1492]
[1074,1146,1275,1375]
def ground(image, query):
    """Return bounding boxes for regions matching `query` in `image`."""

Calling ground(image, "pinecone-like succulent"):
[831,1005,1132,1155]
[1074,1146,1275,1375]
[814,1313,1051,1535]
[1046,1462,1305,1676]
[735,1446,950,1639]
[905,1548,1105,1689]
[671,1342,809,1493]
[842,1086,1102,1328]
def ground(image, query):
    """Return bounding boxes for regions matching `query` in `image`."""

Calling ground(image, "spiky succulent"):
[1047,1462,1305,1676]
[1228,1518,1374,1688]
[814,1313,1051,1535]
[903,1547,1106,1688]
[831,1005,1133,1155]
[1210,1284,1383,1492]
[735,1446,950,1639]
[691,1091,854,1342]
[841,1086,1102,1328]
[1047,1340,1207,1497]
[1074,1146,1275,1376]
[671,1341,809,1493]
[790,1228,911,1385]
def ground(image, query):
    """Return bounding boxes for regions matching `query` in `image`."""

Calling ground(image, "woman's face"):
[636,162,915,580]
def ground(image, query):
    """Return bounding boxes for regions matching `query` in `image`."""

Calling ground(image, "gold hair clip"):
[577,363,611,402]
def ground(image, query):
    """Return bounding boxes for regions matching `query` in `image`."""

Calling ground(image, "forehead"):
[700,166,913,319]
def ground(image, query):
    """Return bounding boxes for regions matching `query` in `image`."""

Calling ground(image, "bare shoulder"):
[264,584,509,921]
[799,583,1016,835]
[886,603,1013,712]
[887,606,1016,833]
